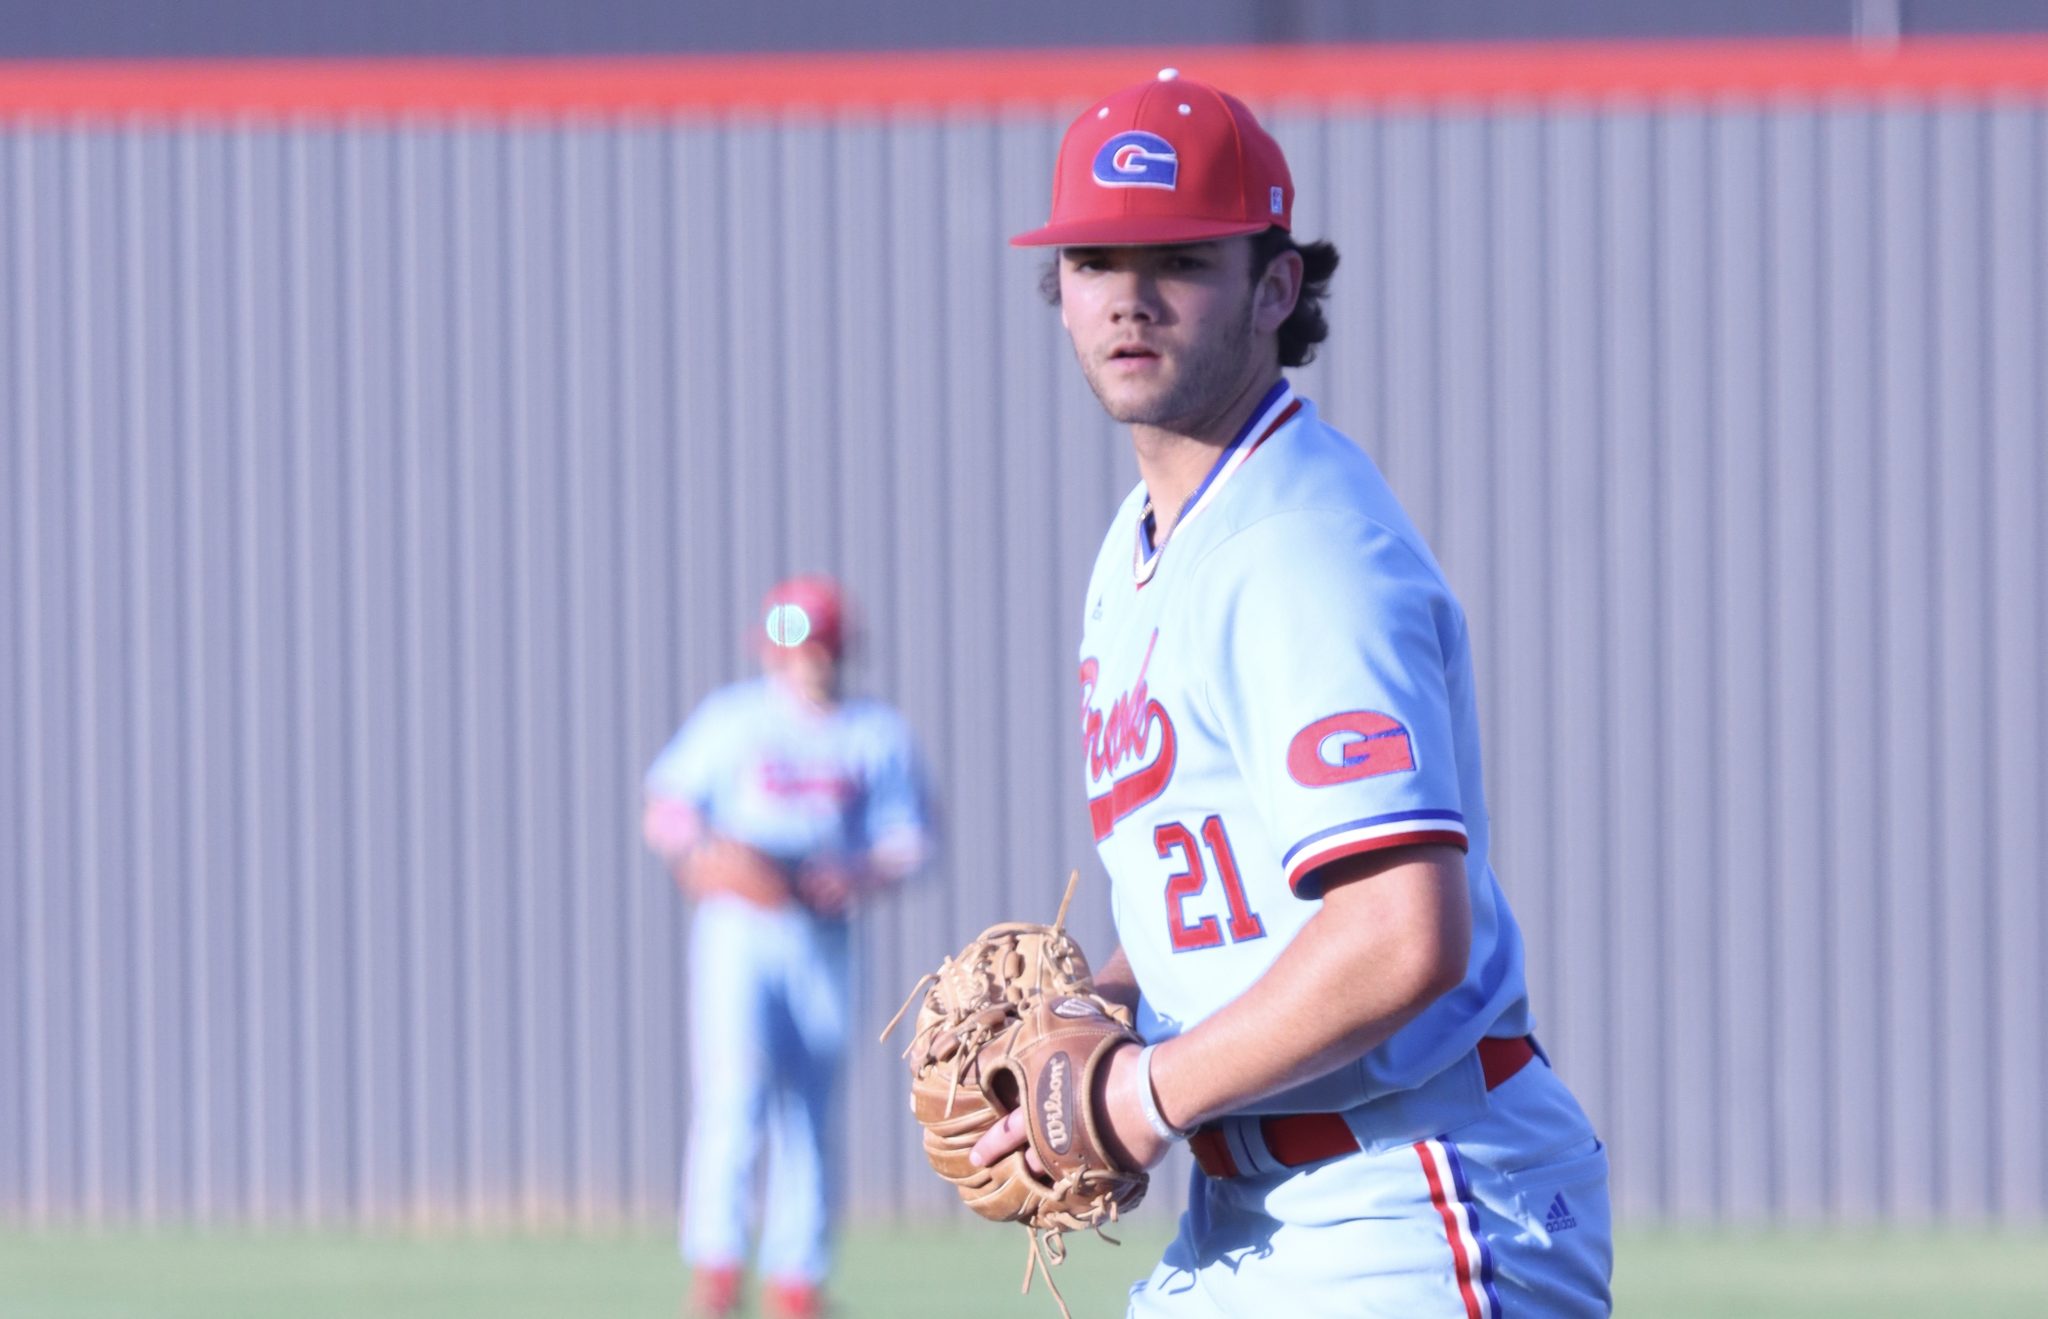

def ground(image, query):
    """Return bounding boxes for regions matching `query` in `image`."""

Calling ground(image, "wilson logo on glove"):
[1040,1053,1075,1154]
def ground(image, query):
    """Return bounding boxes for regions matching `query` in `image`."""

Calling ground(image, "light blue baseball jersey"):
[1078,380,1532,1113]
[646,676,929,866]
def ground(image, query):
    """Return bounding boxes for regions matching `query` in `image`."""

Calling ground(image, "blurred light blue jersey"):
[1078,381,1532,1112]
[645,676,930,866]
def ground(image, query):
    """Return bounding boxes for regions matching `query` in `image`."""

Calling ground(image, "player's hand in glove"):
[883,872,1149,1319]
[683,836,792,907]
[794,859,857,917]
[969,1034,1171,1175]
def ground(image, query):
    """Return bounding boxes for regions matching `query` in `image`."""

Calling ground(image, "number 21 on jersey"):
[1155,815,1266,952]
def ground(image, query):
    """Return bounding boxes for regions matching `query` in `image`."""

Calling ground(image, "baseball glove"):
[883,872,1148,1317]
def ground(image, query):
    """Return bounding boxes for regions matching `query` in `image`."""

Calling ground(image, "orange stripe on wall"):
[1,39,2047,118]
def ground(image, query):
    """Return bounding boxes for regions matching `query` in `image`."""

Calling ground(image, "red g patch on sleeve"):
[1286,711,1415,786]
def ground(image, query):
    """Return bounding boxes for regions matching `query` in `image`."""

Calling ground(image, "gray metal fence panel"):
[1985,103,2046,1223]
[3,94,2045,1228]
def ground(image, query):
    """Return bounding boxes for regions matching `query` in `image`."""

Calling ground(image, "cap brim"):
[1009,215,1275,248]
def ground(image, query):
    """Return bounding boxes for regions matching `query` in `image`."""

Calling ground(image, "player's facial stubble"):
[1060,243,1268,438]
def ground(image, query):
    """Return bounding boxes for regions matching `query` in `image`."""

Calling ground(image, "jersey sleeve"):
[1193,510,1469,898]
[643,694,729,809]
[859,712,934,870]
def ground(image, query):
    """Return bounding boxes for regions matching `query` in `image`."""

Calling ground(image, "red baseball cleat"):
[762,1278,826,1319]
[684,1264,742,1319]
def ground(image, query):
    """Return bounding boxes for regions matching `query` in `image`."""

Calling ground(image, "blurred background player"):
[642,576,932,1319]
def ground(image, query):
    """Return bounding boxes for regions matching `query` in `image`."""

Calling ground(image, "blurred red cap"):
[1010,68,1292,248]
[760,575,846,658]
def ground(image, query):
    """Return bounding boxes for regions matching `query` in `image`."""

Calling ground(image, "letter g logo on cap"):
[1092,131,1178,190]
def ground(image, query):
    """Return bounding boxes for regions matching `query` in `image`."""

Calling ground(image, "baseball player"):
[971,71,1614,1315]
[643,576,931,1319]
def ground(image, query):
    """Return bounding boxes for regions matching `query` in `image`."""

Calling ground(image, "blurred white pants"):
[680,894,850,1285]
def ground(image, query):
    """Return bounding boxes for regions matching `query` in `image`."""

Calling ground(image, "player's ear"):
[1050,251,1073,331]
[1253,246,1304,336]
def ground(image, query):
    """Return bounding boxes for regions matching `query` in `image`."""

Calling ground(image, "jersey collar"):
[1134,379,1302,587]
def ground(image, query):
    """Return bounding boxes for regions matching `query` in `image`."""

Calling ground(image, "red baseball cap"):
[759,575,846,658]
[1010,68,1293,248]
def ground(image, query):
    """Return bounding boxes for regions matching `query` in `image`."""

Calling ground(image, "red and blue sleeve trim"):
[1281,809,1468,895]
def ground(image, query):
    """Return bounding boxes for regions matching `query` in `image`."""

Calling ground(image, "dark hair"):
[1036,227,1342,368]
[1254,227,1340,368]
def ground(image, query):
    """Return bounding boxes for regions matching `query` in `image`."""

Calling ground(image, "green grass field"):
[2,1223,2043,1317]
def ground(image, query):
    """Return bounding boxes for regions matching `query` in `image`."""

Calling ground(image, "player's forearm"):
[1092,945,1141,1018]
[641,797,703,866]
[1147,847,1471,1132]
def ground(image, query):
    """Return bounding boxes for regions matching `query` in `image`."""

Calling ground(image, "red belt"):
[1188,1035,1538,1180]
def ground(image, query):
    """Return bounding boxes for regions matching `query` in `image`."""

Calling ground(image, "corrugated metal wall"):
[0,0,1984,59]
[3,93,2044,1229]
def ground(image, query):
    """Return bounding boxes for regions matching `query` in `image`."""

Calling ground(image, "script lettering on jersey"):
[1079,630,1176,841]
[757,762,858,801]
[1081,629,1158,780]
[1285,711,1416,786]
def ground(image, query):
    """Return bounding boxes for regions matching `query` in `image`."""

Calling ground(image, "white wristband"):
[1136,1044,1189,1143]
